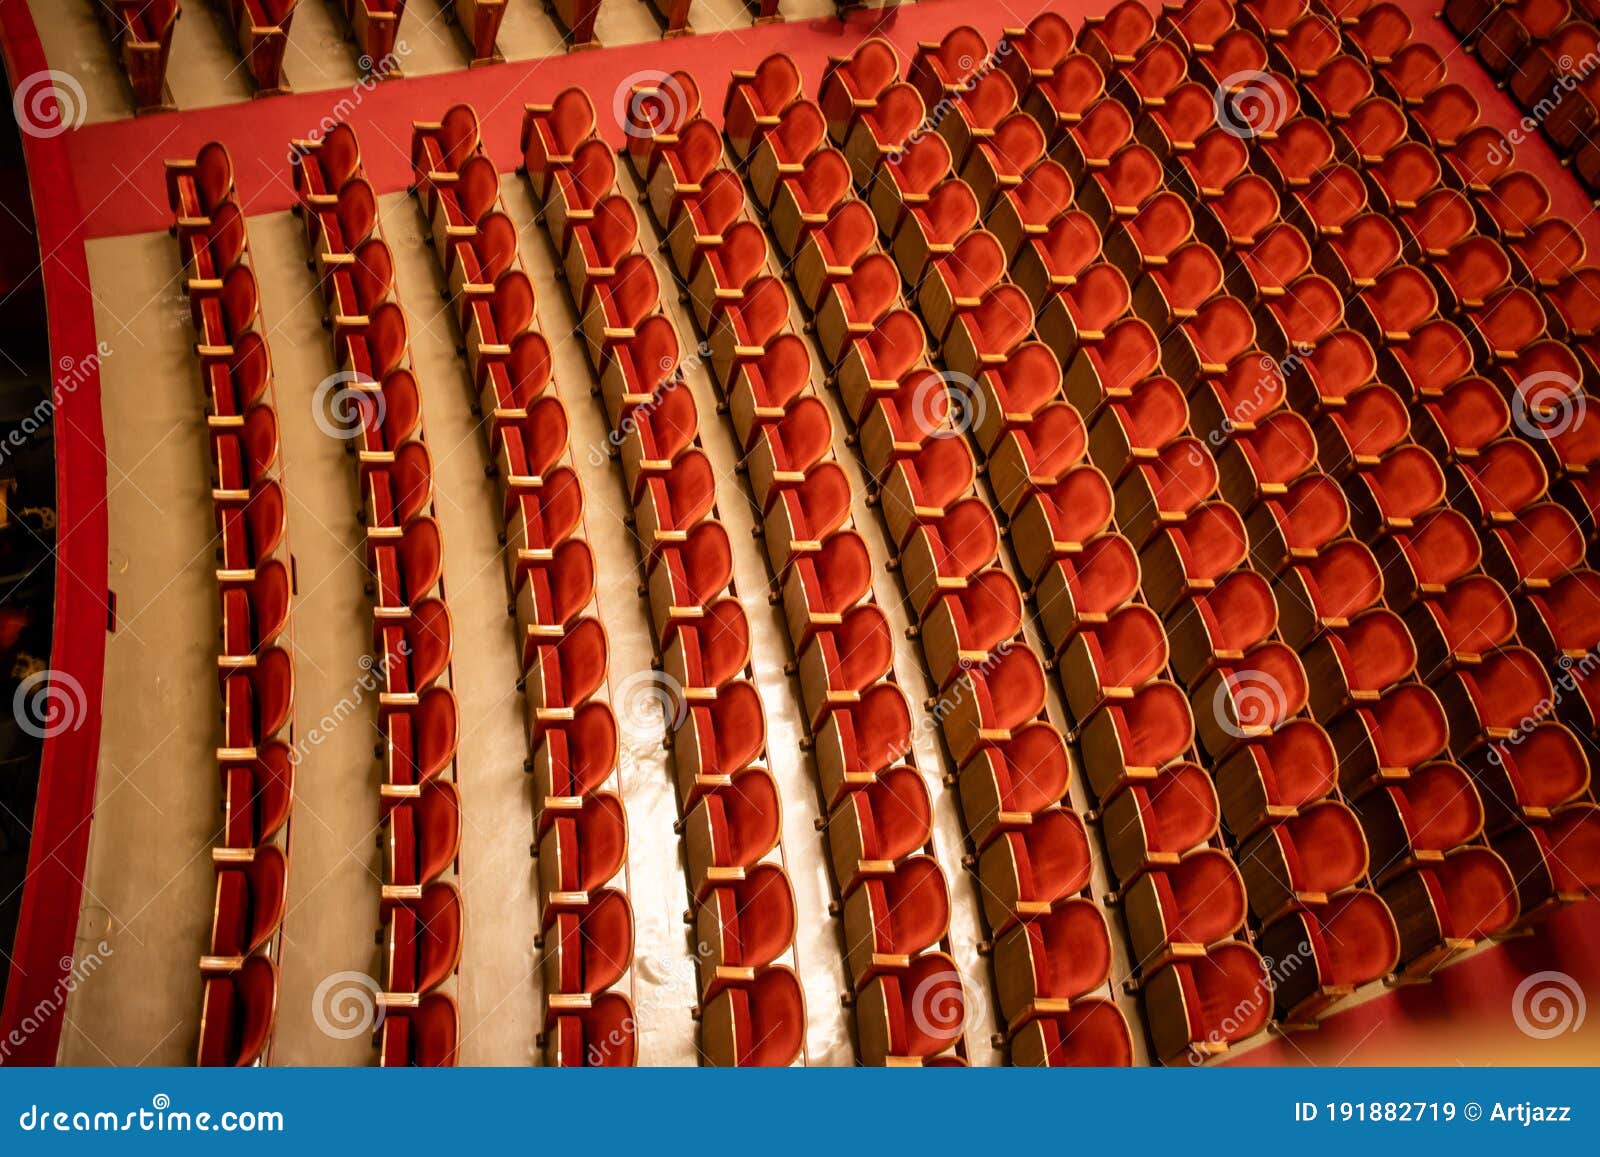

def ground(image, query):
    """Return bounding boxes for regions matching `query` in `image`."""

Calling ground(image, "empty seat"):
[695,863,797,988]
[725,54,803,161]
[991,899,1111,1035]
[1144,942,1271,1063]
[1257,889,1399,1022]
[820,37,902,144]
[535,791,626,907]
[1435,646,1554,756]
[957,722,1072,849]
[1214,718,1338,838]
[1329,682,1451,794]
[521,88,598,200]
[976,808,1093,935]
[380,993,459,1067]
[1101,762,1222,882]
[1078,680,1195,798]
[672,682,767,805]
[541,889,632,998]
[699,965,805,1067]
[197,955,278,1067]
[1468,723,1592,831]
[543,991,636,1068]
[1382,848,1519,975]
[382,883,463,998]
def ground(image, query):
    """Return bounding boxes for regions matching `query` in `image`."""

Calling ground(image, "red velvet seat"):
[920,570,1024,691]
[940,646,1049,766]
[1113,439,1219,547]
[1163,0,1235,55]
[535,790,626,904]
[1435,646,1553,756]
[520,87,598,199]
[1483,501,1586,592]
[957,721,1071,848]
[1086,374,1190,480]
[843,84,925,189]
[1176,130,1252,202]
[1290,367,1398,470]
[196,955,277,1067]
[1101,761,1222,881]
[793,604,894,729]
[963,112,1048,211]
[1166,571,1279,686]
[1380,41,1446,105]
[1346,265,1438,350]
[1130,243,1222,333]
[1512,220,1589,288]
[1137,83,1220,159]
[1331,94,1409,163]
[1404,574,1517,674]
[1101,190,1195,278]
[745,398,833,514]
[1137,501,1249,616]
[724,53,802,160]
[795,200,880,313]
[1452,438,1549,525]
[541,889,632,997]
[380,992,459,1067]
[380,685,458,798]
[1079,680,1196,798]
[1145,942,1271,1063]
[219,740,293,849]
[522,618,608,730]
[217,645,294,754]
[1033,531,1143,653]
[827,764,932,894]
[1498,803,1600,912]
[528,697,617,827]
[1468,722,1592,831]
[1078,143,1165,232]
[1243,471,1349,575]
[976,808,1093,934]
[664,161,743,275]
[581,255,660,368]
[672,681,767,804]
[868,133,953,240]
[1329,681,1450,794]
[1124,848,1248,976]
[1024,54,1108,140]
[893,179,980,283]
[1115,41,1189,119]
[817,253,901,366]
[700,965,805,1067]
[751,100,831,209]
[910,24,990,107]
[902,502,998,620]
[1061,603,1171,721]
[1187,351,1286,442]
[942,284,1032,381]
[988,161,1075,262]
[990,408,1100,516]
[1345,444,1447,538]
[599,315,681,428]
[1194,643,1310,756]
[771,149,854,258]
[696,863,798,984]
[1214,718,1338,837]
[1259,889,1398,1022]
[382,882,463,998]
[683,767,782,899]
[202,844,287,975]
[1082,0,1157,69]
[1238,798,1368,919]
[620,69,702,177]
[1233,223,1314,302]
[563,196,640,308]
[1302,608,1418,721]
[1279,14,1347,84]
[992,899,1111,1035]
[812,683,914,809]
[1384,847,1519,974]
[646,519,733,638]
[1008,469,1118,587]
[543,990,636,1068]
[938,70,1020,167]
[764,461,854,574]
[1217,410,1319,507]
[1065,317,1162,413]
[820,37,901,144]
[1482,172,1553,242]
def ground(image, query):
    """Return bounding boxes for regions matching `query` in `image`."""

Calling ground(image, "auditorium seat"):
[1144,942,1271,1062]
[699,965,805,1067]
[1329,681,1451,794]
[541,889,632,997]
[957,722,1072,850]
[857,954,966,1065]
[528,696,616,817]
[1165,570,1279,686]
[522,617,609,723]
[1031,532,1142,655]
[975,808,1093,935]
[725,54,803,161]
[543,991,636,1067]
[919,571,1024,691]
[693,862,797,999]
[454,0,508,66]
[1435,646,1554,756]
[1213,718,1337,838]
[844,83,924,188]
[382,882,463,999]
[380,685,459,799]
[380,992,459,1066]
[827,763,932,895]
[709,275,791,386]
[221,0,296,94]
[197,955,278,1067]
[869,133,954,238]
[1078,680,1195,799]
[521,88,598,200]
[1123,847,1248,970]
[898,499,1000,616]
[1467,722,1591,832]
[220,741,294,850]
[1257,888,1399,1022]
[385,781,462,902]
[202,845,287,973]
[820,37,901,145]
[1100,761,1221,882]
[672,682,766,804]
[535,791,627,906]
[1355,759,1484,876]
[795,201,880,313]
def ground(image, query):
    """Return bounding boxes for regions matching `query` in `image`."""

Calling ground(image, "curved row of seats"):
[286,124,466,1065]
[408,104,640,1067]
[1447,0,1600,192]
[709,49,1141,1065]
[521,87,806,1067]
[818,28,1283,1062]
[623,68,976,1066]
[165,141,295,1067]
